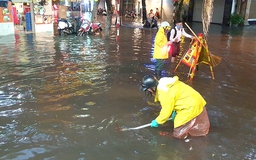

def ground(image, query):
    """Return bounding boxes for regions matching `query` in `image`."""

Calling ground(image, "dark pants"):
[155,59,164,77]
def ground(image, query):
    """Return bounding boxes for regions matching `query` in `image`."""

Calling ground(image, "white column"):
[30,2,35,32]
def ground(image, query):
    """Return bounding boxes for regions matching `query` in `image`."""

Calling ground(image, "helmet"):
[140,75,158,91]
[160,21,171,30]
[160,21,170,28]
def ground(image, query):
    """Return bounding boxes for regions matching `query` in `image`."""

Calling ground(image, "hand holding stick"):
[117,118,172,131]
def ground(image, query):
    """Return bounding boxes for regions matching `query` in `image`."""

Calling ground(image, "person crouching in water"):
[154,21,172,78]
[140,75,210,139]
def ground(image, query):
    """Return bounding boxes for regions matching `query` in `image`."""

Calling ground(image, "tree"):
[173,0,214,38]
[202,0,214,39]
[142,0,147,23]
[104,0,113,39]
[91,0,100,22]
[173,0,184,22]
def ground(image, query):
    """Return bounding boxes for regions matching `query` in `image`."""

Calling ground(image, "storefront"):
[0,0,55,35]
[0,0,15,36]
[33,0,53,33]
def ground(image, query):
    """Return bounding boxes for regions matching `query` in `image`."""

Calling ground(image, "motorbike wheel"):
[60,30,65,36]
[69,28,74,34]
[77,31,84,36]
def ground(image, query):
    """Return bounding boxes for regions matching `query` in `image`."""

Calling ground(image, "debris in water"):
[159,131,169,136]
[73,114,90,118]
[97,127,103,131]
[222,153,227,157]
[103,141,108,145]
[89,125,96,129]
[134,151,139,154]
[115,123,121,131]
[105,116,115,129]
[81,108,89,110]
[85,102,95,105]
[185,139,191,142]
[189,146,193,151]
[101,118,107,123]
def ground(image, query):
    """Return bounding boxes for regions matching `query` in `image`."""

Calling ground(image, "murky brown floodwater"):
[0,20,256,160]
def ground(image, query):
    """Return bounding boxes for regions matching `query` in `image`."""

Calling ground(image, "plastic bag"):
[167,43,173,56]
[172,107,210,139]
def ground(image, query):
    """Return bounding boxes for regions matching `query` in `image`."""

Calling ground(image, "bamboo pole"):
[184,22,207,49]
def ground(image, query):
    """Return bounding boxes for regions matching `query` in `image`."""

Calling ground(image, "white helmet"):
[160,21,170,28]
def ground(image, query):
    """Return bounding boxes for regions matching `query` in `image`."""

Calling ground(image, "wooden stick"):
[184,22,207,49]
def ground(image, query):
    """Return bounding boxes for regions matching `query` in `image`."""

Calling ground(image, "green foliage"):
[229,14,244,25]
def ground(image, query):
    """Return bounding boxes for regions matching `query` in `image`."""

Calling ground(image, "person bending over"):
[140,75,210,139]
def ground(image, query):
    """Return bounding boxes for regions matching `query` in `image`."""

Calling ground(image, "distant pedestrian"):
[148,9,154,19]
[168,20,194,63]
[23,20,26,32]
[155,8,160,19]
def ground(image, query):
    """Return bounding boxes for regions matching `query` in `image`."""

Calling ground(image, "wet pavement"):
[0,16,256,159]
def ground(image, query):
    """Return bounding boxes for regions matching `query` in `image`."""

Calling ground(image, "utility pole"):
[142,0,146,23]
[30,2,35,32]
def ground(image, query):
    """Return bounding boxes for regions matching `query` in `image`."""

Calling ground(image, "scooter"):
[77,19,103,36]
[58,19,74,36]
[125,11,136,19]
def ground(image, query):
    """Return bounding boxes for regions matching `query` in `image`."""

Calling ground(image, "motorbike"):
[77,19,103,36]
[58,19,74,36]
[125,11,136,19]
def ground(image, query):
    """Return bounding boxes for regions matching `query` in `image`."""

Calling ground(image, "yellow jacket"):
[154,76,206,128]
[153,27,169,59]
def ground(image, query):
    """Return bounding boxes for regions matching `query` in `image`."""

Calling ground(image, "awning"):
[0,0,8,7]
[12,0,31,3]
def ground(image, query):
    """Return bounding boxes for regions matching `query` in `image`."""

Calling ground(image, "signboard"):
[59,6,67,19]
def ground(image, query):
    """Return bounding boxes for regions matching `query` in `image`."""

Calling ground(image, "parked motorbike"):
[77,19,103,36]
[125,11,136,19]
[58,19,74,36]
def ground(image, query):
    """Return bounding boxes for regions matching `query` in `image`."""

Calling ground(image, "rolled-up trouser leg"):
[173,107,210,139]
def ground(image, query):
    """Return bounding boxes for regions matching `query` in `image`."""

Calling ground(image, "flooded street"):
[0,20,256,159]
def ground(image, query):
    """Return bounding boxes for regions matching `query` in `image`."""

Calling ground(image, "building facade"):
[131,0,256,25]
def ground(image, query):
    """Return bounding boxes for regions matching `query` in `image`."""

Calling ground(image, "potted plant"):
[229,14,244,26]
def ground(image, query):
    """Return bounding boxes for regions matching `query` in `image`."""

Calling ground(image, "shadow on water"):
[0,22,256,159]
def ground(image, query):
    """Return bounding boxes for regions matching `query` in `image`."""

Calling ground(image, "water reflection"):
[0,32,112,159]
